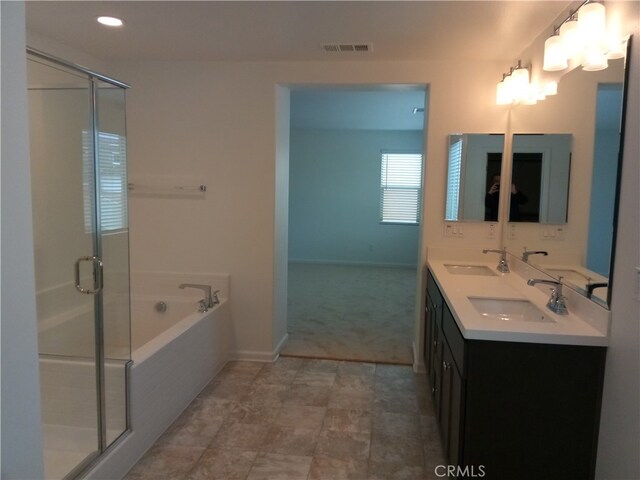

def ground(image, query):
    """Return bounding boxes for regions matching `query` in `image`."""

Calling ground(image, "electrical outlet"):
[444,223,464,238]
[487,223,496,239]
[508,223,517,239]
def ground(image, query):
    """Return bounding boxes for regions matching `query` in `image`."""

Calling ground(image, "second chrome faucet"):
[483,247,509,273]
[527,278,568,315]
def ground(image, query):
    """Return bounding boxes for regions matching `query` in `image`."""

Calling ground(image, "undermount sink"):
[445,264,497,276]
[468,297,555,323]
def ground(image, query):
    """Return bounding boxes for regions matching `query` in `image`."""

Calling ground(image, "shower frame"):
[27,46,132,480]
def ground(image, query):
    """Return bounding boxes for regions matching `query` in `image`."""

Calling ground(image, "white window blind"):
[380,152,423,224]
[445,138,463,221]
[83,131,128,233]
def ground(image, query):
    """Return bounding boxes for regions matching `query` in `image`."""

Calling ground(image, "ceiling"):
[25,1,570,63]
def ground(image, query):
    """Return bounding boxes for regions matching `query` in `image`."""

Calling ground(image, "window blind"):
[445,139,463,221]
[380,152,423,224]
[83,131,128,233]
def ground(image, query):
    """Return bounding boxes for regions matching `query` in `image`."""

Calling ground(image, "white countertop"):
[427,255,609,347]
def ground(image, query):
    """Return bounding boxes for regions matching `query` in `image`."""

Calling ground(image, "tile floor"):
[282,264,417,365]
[125,358,445,480]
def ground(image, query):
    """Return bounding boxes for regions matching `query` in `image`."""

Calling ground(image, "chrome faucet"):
[482,247,509,273]
[522,247,548,263]
[178,283,220,311]
[527,277,568,315]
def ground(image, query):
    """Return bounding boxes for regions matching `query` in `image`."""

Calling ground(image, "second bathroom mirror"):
[445,133,504,222]
[510,134,572,224]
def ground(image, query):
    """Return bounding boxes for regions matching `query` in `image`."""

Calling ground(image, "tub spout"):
[178,283,220,311]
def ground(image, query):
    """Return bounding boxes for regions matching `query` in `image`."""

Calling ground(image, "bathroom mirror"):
[505,43,630,308]
[445,133,504,222]
[510,134,571,223]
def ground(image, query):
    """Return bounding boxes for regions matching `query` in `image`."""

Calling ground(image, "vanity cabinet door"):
[440,336,463,467]
[432,323,443,416]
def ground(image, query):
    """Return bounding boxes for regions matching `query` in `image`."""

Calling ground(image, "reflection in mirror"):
[505,44,629,309]
[445,134,504,222]
[510,134,571,223]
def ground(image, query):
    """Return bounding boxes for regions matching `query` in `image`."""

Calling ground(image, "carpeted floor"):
[281,263,417,365]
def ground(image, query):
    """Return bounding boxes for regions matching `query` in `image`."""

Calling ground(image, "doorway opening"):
[280,85,427,365]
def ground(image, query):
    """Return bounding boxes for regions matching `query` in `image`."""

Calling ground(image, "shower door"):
[27,52,131,480]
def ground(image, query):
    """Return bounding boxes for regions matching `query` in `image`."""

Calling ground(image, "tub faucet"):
[527,277,568,315]
[178,283,220,311]
[482,247,509,273]
[522,247,548,263]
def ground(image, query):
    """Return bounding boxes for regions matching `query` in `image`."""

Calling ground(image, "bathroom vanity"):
[424,255,608,480]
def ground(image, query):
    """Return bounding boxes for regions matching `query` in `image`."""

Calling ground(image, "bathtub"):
[40,272,232,480]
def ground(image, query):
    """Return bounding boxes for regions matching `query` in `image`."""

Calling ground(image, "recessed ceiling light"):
[97,16,123,27]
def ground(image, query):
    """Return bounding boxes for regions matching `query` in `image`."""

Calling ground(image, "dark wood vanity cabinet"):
[424,269,607,480]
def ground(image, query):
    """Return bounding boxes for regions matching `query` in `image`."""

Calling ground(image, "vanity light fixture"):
[542,1,623,73]
[495,61,532,105]
[97,16,123,27]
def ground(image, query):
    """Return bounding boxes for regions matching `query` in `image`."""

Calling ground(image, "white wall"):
[511,2,640,476]
[1,2,45,478]
[289,128,423,266]
[595,22,640,480]
[107,59,506,360]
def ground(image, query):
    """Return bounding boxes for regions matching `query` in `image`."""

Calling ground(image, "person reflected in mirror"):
[484,175,528,221]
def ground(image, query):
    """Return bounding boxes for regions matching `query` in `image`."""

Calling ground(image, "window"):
[445,137,463,221]
[380,152,423,224]
[83,131,128,233]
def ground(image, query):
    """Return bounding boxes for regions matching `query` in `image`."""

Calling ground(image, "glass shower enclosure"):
[27,49,131,480]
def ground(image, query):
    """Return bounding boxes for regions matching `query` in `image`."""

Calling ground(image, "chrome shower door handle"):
[75,256,104,294]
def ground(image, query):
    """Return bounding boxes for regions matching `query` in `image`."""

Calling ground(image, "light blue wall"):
[289,128,423,267]
[587,85,623,275]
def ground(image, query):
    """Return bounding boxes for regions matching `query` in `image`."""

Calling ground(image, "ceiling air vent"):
[321,43,373,53]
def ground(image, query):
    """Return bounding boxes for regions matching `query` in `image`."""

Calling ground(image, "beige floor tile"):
[186,447,257,480]
[253,366,299,386]
[328,389,375,410]
[372,411,421,439]
[273,405,327,430]
[334,373,375,393]
[300,358,341,373]
[201,379,253,401]
[226,402,280,425]
[336,361,376,377]
[126,444,205,478]
[369,433,424,467]
[367,463,429,480]
[309,456,368,480]
[242,383,290,407]
[282,385,332,407]
[293,370,337,387]
[210,422,271,450]
[156,411,225,448]
[315,430,371,462]
[262,425,321,456]
[322,408,372,434]
[126,358,446,479]
[246,452,313,480]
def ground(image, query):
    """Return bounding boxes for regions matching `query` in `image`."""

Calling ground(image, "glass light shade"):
[511,67,530,102]
[606,37,626,59]
[543,35,568,71]
[496,81,512,105]
[543,81,558,96]
[559,19,583,58]
[582,47,608,71]
[578,3,606,50]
